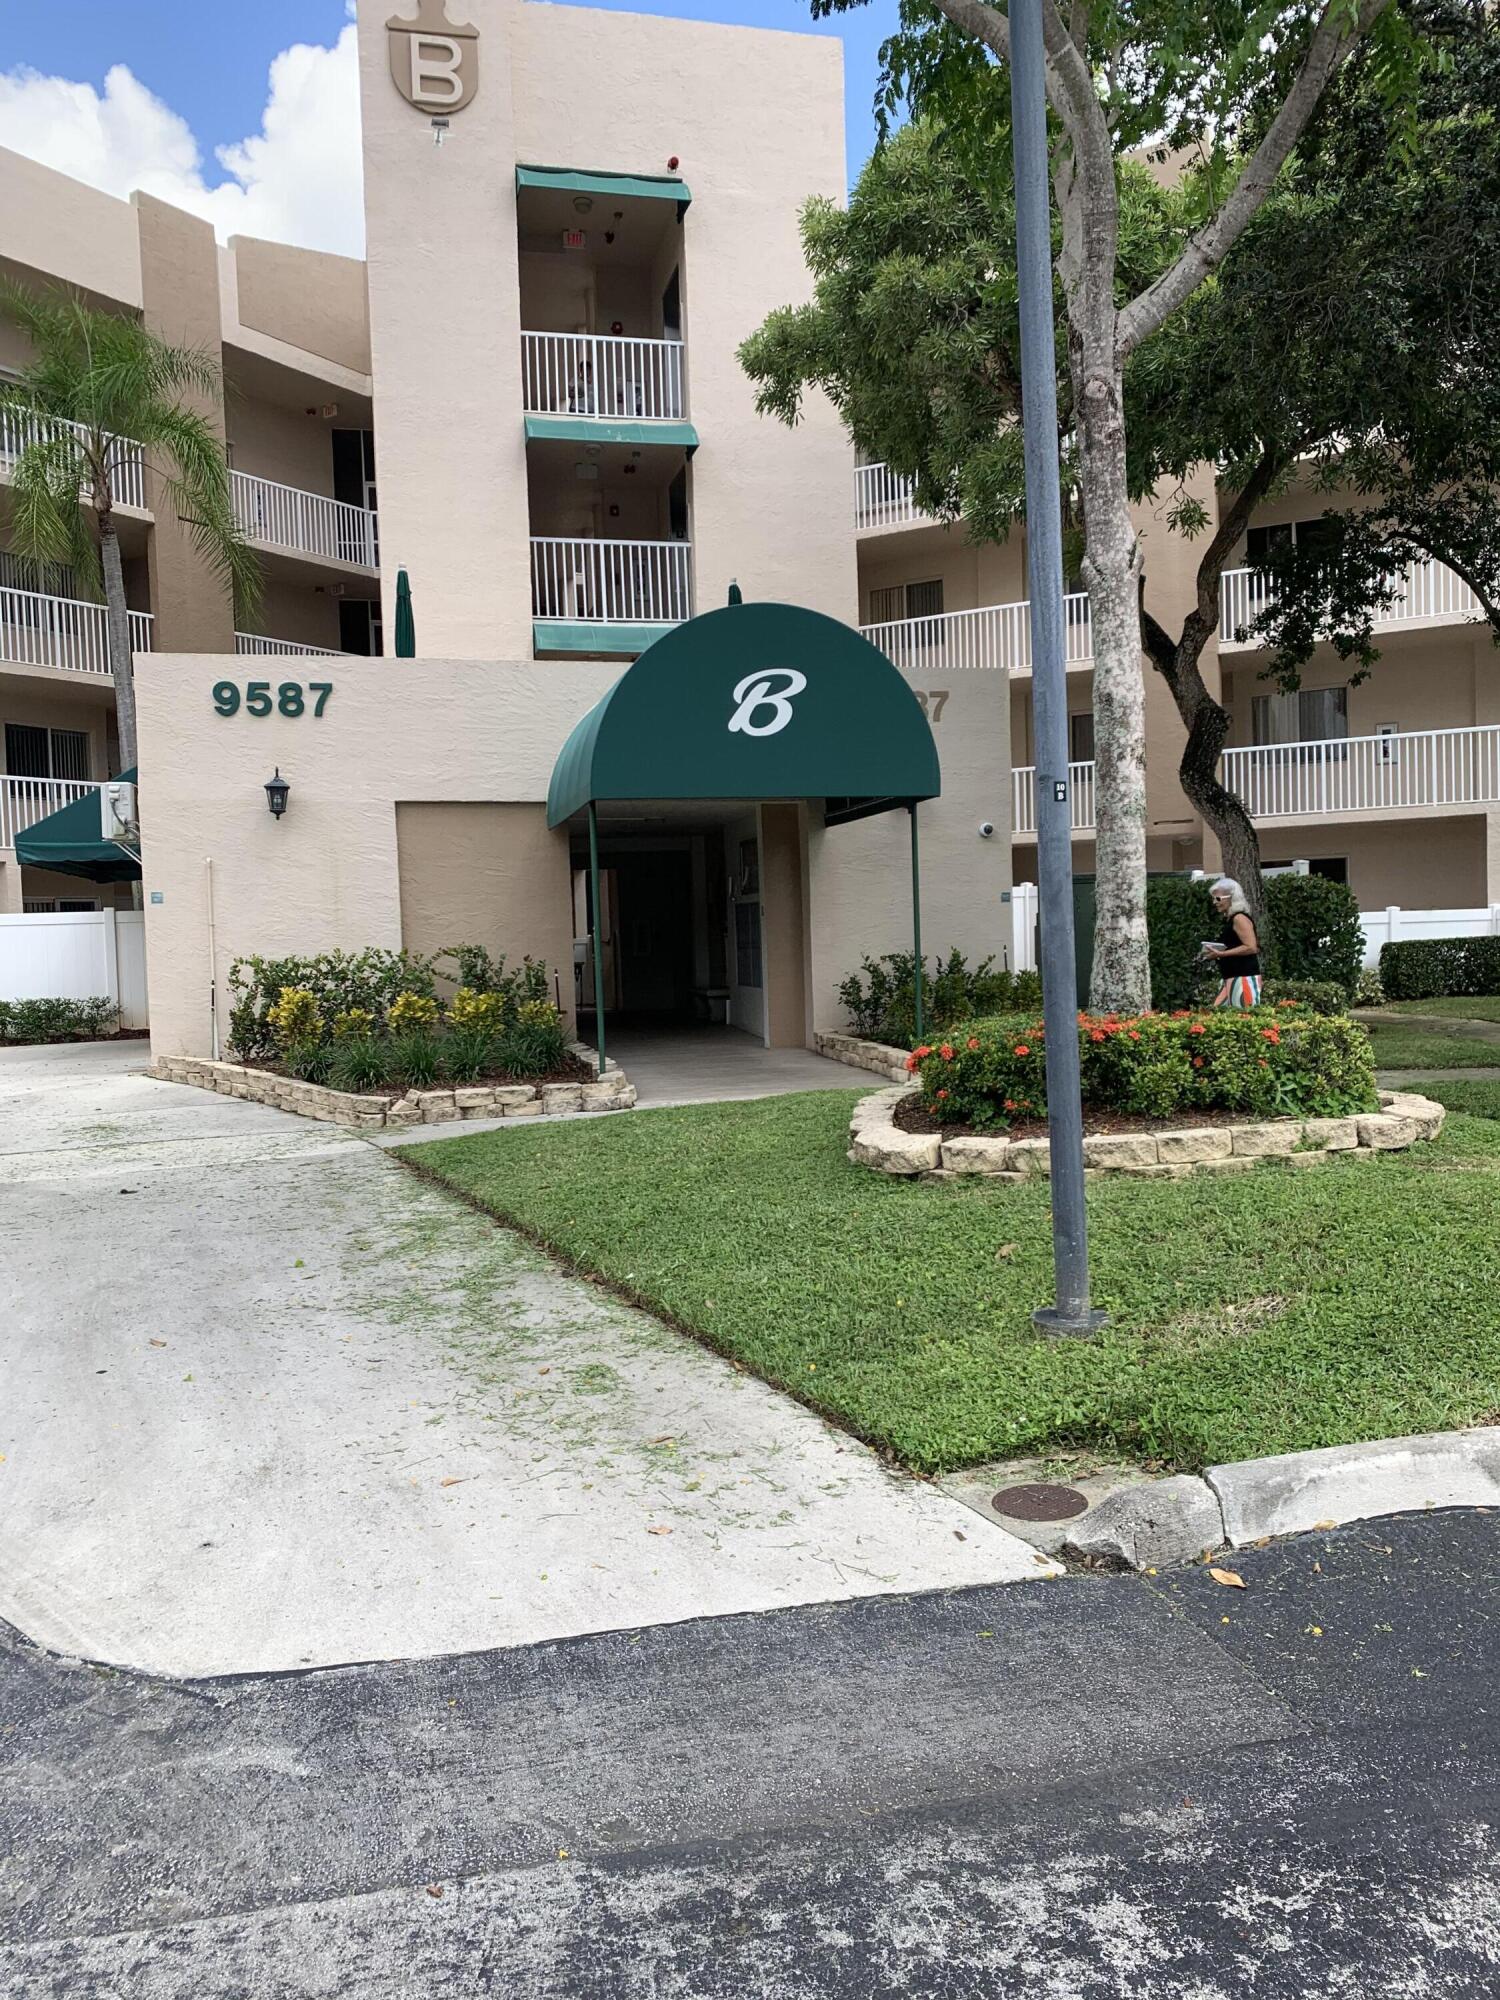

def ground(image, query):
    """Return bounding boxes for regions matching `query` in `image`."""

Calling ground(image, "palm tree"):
[0,284,259,772]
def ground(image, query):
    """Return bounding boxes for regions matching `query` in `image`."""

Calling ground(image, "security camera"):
[978,821,996,840]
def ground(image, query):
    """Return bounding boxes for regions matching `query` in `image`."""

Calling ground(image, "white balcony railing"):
[1223,726,1500,820]
[0,407,147,511]
[234,632,343,658]
[231,469,378,569]
[0,585,152,677]
[1012,762,1097,835]
[862,594,1092,675]
[1220,555,1480,646]
[854,462,926,531]
[531,537,692,626]
[0,774,101,850]
[1012,725,1500,835]
[521,331,686,422]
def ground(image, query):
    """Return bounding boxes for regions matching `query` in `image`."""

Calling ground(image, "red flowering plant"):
[910,1005,1377,1127]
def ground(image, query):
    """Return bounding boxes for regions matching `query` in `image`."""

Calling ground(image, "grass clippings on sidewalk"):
[405,1089,1500,1477]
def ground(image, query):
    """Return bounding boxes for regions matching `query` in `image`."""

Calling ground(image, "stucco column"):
[758,802,810,1047]
[133,194,237,653]
[0,860,24,914]
[1486,807,1500,905]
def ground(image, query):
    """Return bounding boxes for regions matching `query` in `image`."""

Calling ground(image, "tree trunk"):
[99,515,138,773]
[1173,680,1266,927]
[1075,342,1151,1014]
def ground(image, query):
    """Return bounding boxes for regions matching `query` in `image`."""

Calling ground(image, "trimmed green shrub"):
[0,995,119,1044]
[445,1023,497,1083]
[329,1036,391,1094]
[1353,966,1385,1007]
[284,1039,334,1084]
[266,987,322,1050]
[910,1004,1378,1128]
[392,1029,444,1089]
[1261,978,1347,1016]
[227,948,437,1058]
[1146,877,1218,1011]
[494,1017,568,1078]
[839,950,1042,1046]
[1146,872,1364,1008]
[1380,935,1500,1001]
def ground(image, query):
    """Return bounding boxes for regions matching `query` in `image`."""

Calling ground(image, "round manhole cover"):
[991,1482,1088,1523]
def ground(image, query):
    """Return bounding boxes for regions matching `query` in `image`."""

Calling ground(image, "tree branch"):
[1117,0,1392,357]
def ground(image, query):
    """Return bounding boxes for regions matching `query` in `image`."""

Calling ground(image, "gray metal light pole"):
[1009,0,1106,1337]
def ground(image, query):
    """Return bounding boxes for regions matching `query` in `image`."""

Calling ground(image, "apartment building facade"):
[3,0,1491,1057]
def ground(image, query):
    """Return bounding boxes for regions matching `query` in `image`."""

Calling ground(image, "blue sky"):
[7,0,895,192]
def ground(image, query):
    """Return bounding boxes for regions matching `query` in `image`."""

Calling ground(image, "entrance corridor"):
[602,1022,859,1107]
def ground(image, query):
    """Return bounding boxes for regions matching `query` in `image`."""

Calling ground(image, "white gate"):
[0,908,148,1029]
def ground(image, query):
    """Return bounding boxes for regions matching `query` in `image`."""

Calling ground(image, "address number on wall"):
[912,689,949,723]
[212,680,334,718]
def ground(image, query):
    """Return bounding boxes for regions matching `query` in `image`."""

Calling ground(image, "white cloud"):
[0,22,365,258]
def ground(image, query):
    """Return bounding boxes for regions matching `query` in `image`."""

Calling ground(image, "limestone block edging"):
[848,1086,1445,1179]
[815,1032,915,1085]
[147,1055,636,1131]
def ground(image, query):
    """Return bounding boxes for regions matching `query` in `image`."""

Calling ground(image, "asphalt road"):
[4,1509,1499,1997]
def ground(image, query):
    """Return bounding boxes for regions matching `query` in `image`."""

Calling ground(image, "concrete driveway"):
[0,1041,1043,1678]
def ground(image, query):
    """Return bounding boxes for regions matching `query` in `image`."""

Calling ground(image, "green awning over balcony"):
[547,601,939,827]
[13,768,140,883]
[515,165,692,215]
[534,620,675,658]
[523,414,698,452]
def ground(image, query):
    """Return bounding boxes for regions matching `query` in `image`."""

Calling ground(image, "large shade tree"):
[0,287,258,772]
[781,0,1419,1010]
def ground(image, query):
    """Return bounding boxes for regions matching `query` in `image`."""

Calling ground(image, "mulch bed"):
[244,1050,594,1101]
[893,1094,1291,1143]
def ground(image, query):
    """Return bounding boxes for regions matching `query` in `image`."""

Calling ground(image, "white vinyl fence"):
[0,908,147,1028]
[1358,903,1500,971]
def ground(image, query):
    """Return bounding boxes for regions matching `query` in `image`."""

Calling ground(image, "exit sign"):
[561,228,586,250]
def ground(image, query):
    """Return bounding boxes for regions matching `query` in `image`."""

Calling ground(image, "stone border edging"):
[848,1085,1445,1179]
[814,1031,914,1084]
[147,1051,636,1130]
[1063,1428,1500,1570]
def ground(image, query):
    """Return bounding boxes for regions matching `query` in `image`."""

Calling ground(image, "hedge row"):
[0,995,119,1044]
[1378,936,1500,1002]
[1148,873,1365,1009]
[910,1003,1378,1127]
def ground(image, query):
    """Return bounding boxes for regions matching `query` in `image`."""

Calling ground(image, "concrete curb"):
[1063,1426,1500,1569]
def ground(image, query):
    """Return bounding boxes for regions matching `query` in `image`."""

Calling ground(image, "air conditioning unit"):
[102,780,137,843]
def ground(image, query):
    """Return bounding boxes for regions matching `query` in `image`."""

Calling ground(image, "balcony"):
[1011,762,1098,836]
[522,331,686,425]
[530,536,691,654]
[1011,725,1500,835]
[231,469,378,570]
[1,584,152,677]
[854,462,926,532]
[234,633,344,658]
[0,409,147,512]
[861,594,1092,675]
[1220,555,1479,648]
[0,774,100,850]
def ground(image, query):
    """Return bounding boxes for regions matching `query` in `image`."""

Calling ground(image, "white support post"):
[101,906,121,1014]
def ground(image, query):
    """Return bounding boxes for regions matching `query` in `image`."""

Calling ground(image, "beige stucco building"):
[2,0,1496,1058]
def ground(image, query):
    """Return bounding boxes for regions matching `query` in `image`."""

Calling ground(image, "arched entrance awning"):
[547,600,939,830]
[546,599,941,1065]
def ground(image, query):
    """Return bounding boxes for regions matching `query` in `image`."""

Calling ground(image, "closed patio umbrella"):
[394,567,415,658]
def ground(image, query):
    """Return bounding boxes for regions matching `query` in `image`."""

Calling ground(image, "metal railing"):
[521,331,686,422]
[234,632,343,657]
[0,774,101,849]
[854,462,926,531]
[1012,761,1097,835]
[231,469,379,569]
[1220,555,1480,646]
[530,537,692,625]
[861,593,1092,674]
[0,585,152,676]
[1012,725,1500,834]
[1223,725,1500,819]
[0,408,147,511]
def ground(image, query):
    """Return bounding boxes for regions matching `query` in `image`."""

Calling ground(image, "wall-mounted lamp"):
[264,768,290,820]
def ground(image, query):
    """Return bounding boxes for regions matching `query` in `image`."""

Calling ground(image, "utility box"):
[101,781,138,844]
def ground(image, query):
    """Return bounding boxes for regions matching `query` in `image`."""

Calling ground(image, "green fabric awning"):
[14,766,140,882]
[515,165,691,214]
[547,602,940,827]
[524,415,698,452]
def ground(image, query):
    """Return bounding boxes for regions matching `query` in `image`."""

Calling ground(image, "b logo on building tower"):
[387,0,479,113]
[727,669,808,739]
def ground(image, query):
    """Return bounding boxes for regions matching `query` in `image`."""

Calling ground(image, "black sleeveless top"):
[1221,916,1261,976]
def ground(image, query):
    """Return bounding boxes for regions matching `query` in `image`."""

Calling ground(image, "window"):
[1252,687,1348,748]
[4,723,90,781]
[1069,710,1096,762]
[1308,858,1348,884]
[735,899,762,988]
[868,579,944,625]
[0,549,77,601]
[1246,518,1339,565]
[868,586,903,625]
[905,578,944,621]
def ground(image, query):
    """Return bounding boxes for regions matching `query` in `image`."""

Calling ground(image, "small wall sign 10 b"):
[213,680,333,718]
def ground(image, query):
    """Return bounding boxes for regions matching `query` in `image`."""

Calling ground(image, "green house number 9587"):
[212,679,333,719]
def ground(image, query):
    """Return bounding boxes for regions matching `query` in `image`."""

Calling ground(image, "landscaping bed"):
[404,1087,1500,1476]
[0,997,136,1046]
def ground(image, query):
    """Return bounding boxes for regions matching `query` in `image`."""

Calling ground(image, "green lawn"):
[403,1088,1500,1477]
[1362,1019,1500,1069]
[1375,996,1500,1023]
[1421,1077,1500,1120]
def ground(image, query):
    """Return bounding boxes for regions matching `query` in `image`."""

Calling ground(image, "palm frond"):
[149,404,263,626]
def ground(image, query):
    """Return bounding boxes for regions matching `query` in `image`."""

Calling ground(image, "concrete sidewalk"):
[0,1042,1042,1678]
[601,1023,860,1107]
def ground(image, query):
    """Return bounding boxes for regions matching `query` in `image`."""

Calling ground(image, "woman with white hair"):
[1200,877,1262,1007]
